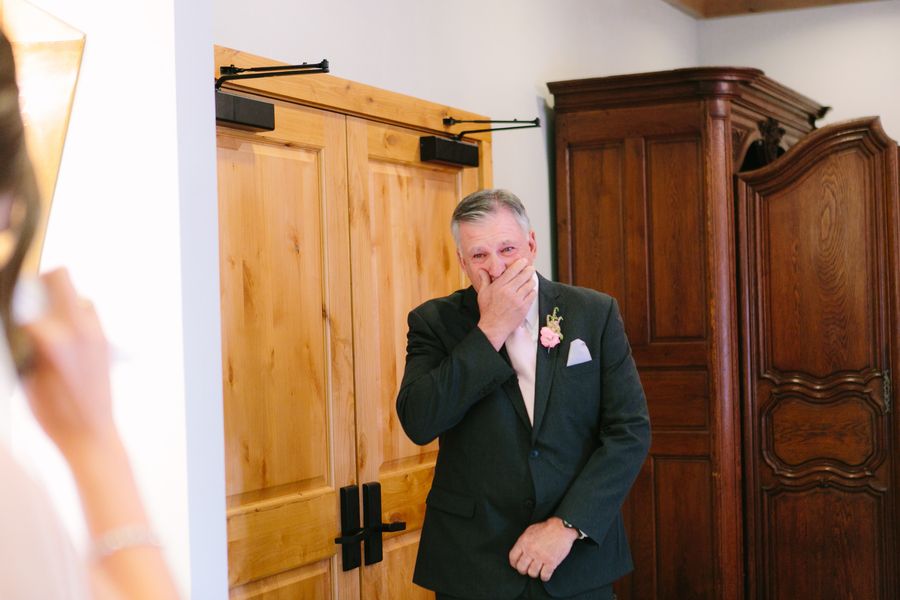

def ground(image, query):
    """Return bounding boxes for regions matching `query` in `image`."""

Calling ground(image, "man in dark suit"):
[396,189,650,600]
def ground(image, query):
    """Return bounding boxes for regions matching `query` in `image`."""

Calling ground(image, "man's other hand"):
[508,517,578,582]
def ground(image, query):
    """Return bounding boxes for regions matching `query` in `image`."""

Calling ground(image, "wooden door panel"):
[761,151,874,376]
[766,485,883,599]
[645,137,707,342]
[654,459,715,599]
[347,116,479,599]
[739,118,899,599]
[218,103,356,598]
[381,533,433,600]
[569,142,628,305]
[230,563,331,600]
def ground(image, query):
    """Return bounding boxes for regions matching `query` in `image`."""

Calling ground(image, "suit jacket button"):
[529,449,540,459]
[524,499,535,510]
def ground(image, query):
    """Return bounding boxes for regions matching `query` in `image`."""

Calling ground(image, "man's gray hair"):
[450,189,531,247]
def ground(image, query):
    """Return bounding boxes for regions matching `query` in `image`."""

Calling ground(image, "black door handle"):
[334,485,363,571]
[362,482,407,565]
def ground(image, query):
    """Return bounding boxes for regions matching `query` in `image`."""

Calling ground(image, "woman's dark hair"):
[0,29,41,369]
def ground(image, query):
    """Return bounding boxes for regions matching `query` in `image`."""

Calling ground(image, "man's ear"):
[456,248,465,268]
[528,230,537,258]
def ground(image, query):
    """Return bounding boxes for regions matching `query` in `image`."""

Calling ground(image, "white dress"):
[0,325,90,599]
[0,444,90,599]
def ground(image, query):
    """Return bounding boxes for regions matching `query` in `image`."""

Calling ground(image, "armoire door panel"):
[565,134,711,353]
[218,103,357,596]
[646,136,707,342]
[569,143,628,305]
[567,138,650,346]
[641,369,709,430]
[647,431,711,456]
[739,118,899,599]
[765,485,885,600]
[654,457,715,599]
[632,342,708,368]
[759,150,876,378]
[347,116,479,599]
[764,392,882,473]
[619,462,655,599]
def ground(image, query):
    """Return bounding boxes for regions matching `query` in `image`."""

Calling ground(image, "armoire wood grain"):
[549,67,827,599]
[738,117,899,600]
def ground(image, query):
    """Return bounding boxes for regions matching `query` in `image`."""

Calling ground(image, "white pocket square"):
[566,338,592,366]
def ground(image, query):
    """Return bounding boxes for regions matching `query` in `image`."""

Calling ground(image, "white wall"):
[213,0,700,278]
[8,0,225,597]
[699,0,900,139]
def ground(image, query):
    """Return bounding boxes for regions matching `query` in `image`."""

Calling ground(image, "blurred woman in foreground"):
[0,29,179,599]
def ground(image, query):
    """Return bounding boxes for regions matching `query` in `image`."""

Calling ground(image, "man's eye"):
[472,253,485,260]
[501,247,515,253]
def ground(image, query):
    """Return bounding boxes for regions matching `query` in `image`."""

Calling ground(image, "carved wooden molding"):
[761,390,887,480]
[548,67,827,129]
[731,125,753,166]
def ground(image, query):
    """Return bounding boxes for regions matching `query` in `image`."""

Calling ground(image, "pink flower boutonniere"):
[540,307,564,351]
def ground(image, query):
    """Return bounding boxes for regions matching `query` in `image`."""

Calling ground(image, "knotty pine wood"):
[218,102,359,598]
[347,115,476,600]
[218,45,493,599]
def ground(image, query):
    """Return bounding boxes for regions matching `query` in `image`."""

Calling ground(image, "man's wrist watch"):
[561,518,587,540]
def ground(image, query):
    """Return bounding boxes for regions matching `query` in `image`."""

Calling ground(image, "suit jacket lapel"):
[462,286,532,430]
[533,275,563,442]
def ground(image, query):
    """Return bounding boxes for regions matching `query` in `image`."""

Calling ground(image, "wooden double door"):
[215,47,490,599]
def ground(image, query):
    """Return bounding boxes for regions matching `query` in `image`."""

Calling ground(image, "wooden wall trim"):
[214,46,492,142]
[663,0,877,19]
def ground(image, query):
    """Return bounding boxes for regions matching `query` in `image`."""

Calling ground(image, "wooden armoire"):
[549,68,900,599]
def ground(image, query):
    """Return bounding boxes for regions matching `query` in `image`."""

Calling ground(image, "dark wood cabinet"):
[737,117,899,599]
[549,69,899,599]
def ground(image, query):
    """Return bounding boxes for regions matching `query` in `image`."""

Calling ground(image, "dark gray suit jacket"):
[396,274,650,599]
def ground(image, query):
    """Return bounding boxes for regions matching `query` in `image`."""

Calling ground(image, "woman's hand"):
[19,268,117,457]
[17,268,180,598]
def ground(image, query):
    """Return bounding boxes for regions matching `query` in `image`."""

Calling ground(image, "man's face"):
[456,207,537,292]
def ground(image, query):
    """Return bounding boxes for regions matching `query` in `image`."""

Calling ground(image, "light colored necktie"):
[505,322,536,424]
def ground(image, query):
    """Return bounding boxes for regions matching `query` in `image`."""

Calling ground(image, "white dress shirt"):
[504,273,539,424]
